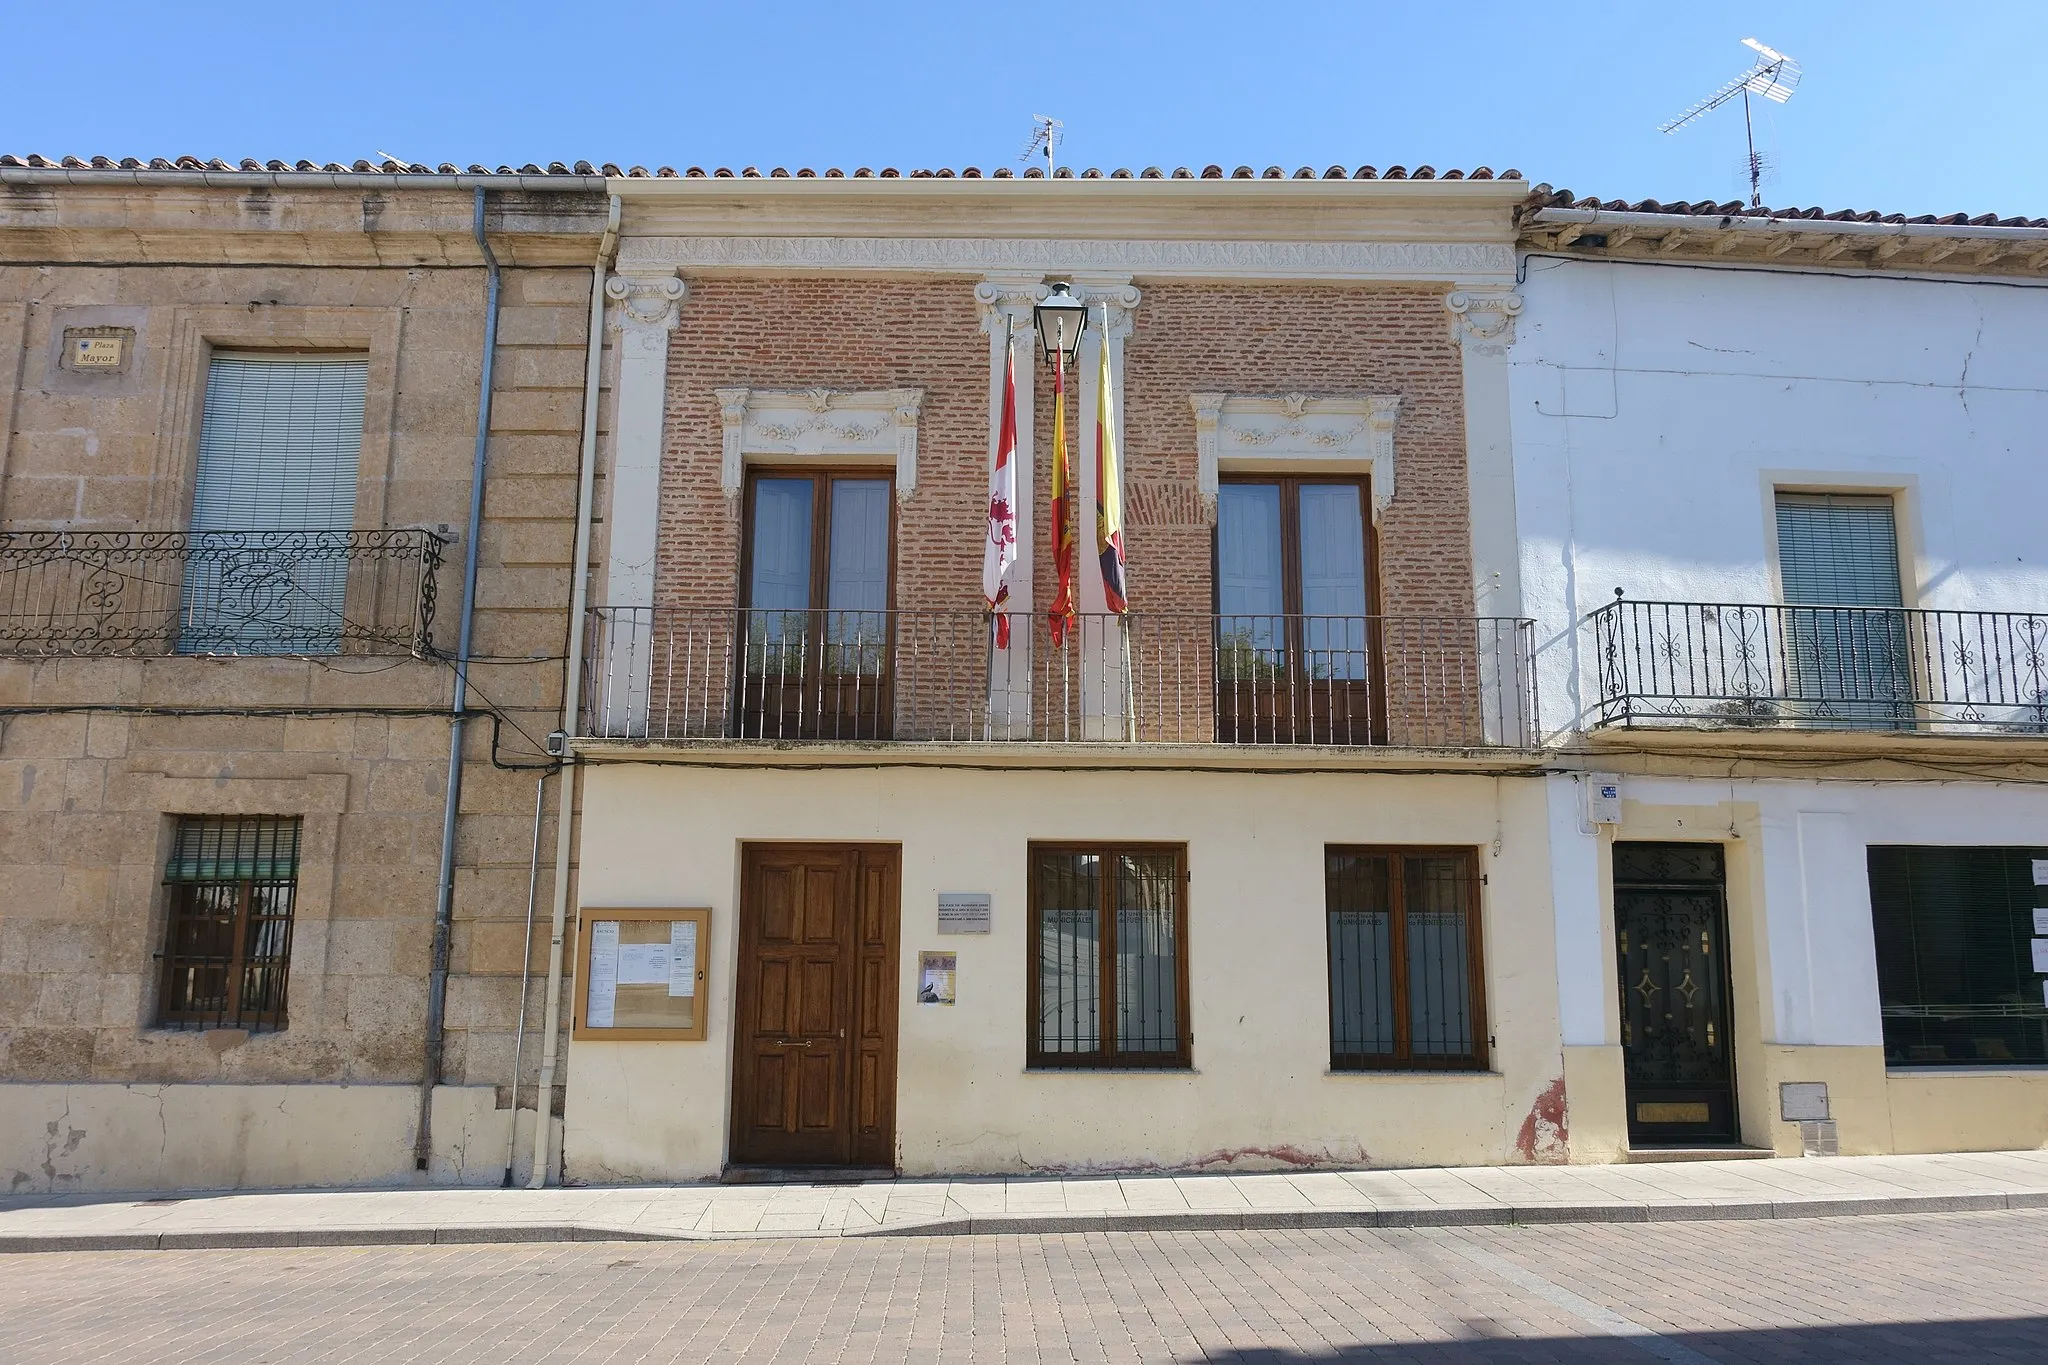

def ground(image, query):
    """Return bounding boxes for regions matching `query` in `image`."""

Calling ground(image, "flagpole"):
[1102,303,1137,742]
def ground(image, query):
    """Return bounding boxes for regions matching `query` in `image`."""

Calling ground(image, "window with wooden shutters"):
[1869,845,2048,1067]
[1326,847,1488,1070]
[156,816,302,1031]
[180,354,367,655]
[1028,844,1189,1068]
[1774,492,1911,724]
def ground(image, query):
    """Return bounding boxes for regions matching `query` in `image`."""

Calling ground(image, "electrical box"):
[1586,774,1623,825]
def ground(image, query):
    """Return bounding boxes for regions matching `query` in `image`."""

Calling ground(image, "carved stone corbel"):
[1445,289,1524,355]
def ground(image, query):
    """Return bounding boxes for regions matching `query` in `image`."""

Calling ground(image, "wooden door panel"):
[734,844,900,1170]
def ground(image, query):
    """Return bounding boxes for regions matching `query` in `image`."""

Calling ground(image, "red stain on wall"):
[1515,1075,1570,1164]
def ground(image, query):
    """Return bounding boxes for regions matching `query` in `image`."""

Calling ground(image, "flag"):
[1095,330,1127,614]
[983,334,1019,647]
[1047,350,1078,646]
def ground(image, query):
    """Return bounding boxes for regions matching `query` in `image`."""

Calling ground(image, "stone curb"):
[0,1189,2037,1253]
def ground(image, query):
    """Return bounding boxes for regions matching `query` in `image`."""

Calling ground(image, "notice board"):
[574,907,710,1041]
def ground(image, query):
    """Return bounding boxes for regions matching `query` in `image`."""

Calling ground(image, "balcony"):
[0,529,442,658]
[583,607,1538,749]
[1590,598,2048,733]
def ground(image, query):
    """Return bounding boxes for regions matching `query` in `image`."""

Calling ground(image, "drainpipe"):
[528,193,620,1186]
[415,186,502,1172]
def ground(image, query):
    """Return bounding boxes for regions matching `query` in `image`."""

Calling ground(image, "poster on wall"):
[917,952,957,1006]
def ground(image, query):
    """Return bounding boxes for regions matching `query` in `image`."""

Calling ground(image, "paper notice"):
[617,941,671,986]
[2036,908,2048,936]
[2033,859,2048,887]
[587,921,620,1028]
[2033,938,2048,974]
[669,920,699,998]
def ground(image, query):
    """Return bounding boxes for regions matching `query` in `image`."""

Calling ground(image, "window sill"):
[1324,1068,1501,1080]
[1023,1066,1199,1075]
[1885,1065,2048,1078]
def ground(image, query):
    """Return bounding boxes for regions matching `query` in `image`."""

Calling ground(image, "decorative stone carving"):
[604,268,687,355]
[713,387,925,508]
[1445,289,1524,354]
[618,236,1516,283]
[975,275,1047,334]
[1073,278,1143,339]
[1188,392,1402,524]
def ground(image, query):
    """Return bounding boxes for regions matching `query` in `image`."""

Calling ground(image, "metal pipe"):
[414,185,502,1172]
[1525,206,2048,247]
[528,194,620,1187]
[503,770,549,1186]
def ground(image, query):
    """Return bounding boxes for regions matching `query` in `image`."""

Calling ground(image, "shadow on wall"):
[1206,1316,2048,1361]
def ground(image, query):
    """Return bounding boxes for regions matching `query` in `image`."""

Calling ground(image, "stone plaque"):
[937,892,992,934]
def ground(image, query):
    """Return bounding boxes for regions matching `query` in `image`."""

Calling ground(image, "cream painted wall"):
[1547,772,2048,1155]
[1,1083,557,1193]
[565,763,1565,1182]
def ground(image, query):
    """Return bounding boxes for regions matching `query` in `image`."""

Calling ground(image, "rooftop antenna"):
[1022,115,1063,175]
[1658,37,1802,208]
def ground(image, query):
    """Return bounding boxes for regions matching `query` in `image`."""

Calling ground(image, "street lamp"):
[1033,282,1088,369]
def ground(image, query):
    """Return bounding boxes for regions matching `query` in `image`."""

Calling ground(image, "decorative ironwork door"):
[1614,842,1737,1145]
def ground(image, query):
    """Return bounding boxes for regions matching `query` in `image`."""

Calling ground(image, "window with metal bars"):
[1326,847,1487,1071]
[1028,845,1189,1068]
[155,816,301,1031]
[1869,846,2048,1067]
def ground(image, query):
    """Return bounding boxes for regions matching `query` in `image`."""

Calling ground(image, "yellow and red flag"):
[1095,330,1127,614]
[1047,351,1078,645]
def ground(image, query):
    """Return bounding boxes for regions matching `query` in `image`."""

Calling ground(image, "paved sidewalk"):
[3,1148,2045,1252]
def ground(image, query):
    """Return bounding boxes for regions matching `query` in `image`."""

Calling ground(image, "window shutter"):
[191,355,366,532]
[1774,493,1903,608]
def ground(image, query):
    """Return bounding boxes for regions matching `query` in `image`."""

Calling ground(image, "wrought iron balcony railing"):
[0,529,442,657]
[1590,597,2048,733]
[583,607,1538,748]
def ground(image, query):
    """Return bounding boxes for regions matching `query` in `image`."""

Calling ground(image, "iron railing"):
[0,529,441,657]
[584,607,1538,748]
[1591,597,2048,732]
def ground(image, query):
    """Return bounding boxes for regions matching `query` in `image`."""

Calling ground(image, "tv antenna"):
[1658,37,1802,208]
[1022,115,1063,175]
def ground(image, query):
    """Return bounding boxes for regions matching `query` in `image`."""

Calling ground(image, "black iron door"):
[1614,842,1737,1145]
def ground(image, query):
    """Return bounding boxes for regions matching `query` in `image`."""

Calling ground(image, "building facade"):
[0,158,607,1191]
[1513,196,2048,1160]
[560,165,1573,1181]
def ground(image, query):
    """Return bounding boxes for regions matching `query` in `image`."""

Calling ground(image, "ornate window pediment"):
[712,386,924,508]
[1188,392,1402,523]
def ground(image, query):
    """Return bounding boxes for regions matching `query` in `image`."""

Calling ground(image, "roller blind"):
[191,355,366,532]
[1774,493,1903,607]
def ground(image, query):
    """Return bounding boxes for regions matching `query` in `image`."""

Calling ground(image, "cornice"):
[616,236,1515,283]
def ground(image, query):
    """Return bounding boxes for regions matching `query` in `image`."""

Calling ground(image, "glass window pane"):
[1217,484,1285,678]
[746,478,815,672]
[1035,851,1101,1054]
[1298,484,1369,681]
[1327,853,1395,1059]
[825,478,891,676]
[1405,856,1474,1057]
[1115,853,1180,1054]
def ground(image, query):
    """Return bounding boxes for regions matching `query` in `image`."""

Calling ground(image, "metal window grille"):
[156,816,302,1032]
[1869,845,2048,1067]
[1326,847,1487,1071]
[1028,845,1189,1068]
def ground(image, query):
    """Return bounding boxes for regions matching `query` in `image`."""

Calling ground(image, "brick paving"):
[3,1210,2047,1363]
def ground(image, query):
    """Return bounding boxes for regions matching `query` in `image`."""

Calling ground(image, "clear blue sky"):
[6,1,2042,218]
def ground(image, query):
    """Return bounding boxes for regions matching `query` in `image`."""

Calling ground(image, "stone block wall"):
[0,186,602,1186]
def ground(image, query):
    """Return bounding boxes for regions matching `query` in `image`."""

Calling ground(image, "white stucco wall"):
[565,763,1567,1181]
[1509,254,2048,734]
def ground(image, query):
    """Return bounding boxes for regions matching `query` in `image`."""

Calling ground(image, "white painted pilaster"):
[596,266,686,735]
[1069,276,1139,740]
[1447,287,1525,619]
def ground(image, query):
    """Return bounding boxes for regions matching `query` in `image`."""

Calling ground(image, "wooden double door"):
[730,843,900,1169]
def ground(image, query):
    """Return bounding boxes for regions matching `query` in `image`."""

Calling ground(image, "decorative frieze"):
[1189,392,1402,523]
[712,386,925,508]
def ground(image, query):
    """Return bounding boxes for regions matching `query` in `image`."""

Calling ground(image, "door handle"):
[773,1039,812,1047]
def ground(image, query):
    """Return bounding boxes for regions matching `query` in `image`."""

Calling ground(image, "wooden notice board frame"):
[573,906,711,1041]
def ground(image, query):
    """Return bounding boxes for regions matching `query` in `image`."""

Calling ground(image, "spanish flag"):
[1047,349,1078,645]
[1095,331,1128,613]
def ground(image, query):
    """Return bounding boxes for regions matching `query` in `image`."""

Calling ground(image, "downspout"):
[528,193,620,1186]
[415,186,502,1171]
